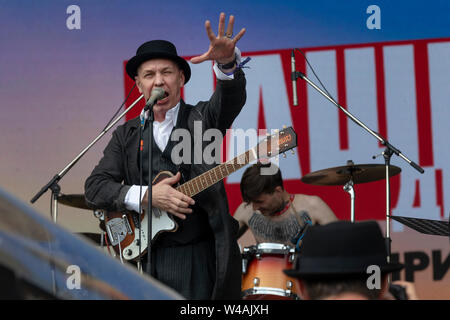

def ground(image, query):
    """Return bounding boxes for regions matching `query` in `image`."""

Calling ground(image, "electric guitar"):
[103,127,297,261]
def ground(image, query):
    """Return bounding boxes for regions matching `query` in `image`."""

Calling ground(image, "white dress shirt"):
[124,48,242,212]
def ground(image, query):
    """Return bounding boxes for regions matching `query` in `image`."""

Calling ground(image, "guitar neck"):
[176,148,258,198]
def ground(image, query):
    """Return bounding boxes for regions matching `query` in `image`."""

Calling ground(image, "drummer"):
[234,163,338,245]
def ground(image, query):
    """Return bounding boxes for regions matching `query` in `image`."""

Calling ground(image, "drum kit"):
[56,160,402,300]
[240,160,402,300]
[57,193,106,246]
[242,243,299,299]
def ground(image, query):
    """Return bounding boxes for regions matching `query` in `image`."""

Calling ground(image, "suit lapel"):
[162,100,189,159]
[125,101,191,185]
[124,120,141,185]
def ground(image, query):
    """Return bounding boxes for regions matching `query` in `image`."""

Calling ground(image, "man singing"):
[85,13,247,300]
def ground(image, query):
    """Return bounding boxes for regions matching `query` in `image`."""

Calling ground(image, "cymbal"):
[301,163,401,186]
[58,194,90,210]
[77,233,103,245]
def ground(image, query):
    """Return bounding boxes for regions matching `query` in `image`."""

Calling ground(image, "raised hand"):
[191,12,246,65]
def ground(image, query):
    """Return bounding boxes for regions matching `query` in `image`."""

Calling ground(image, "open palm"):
[191,13,246,64]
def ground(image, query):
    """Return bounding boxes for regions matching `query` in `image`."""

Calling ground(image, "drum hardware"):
[301,161,402,223]
[242,243,300,300]
[343,160,356,222]
[343,178,355,222]
[301,162,401,186]
[286,280,293,296]
[57,194,106,239]
[137,261,143,274]
[288,253,296,263]
[242,259,248,274]
[55,196,108,236]
[76,233,103,245]
[57,194,91,210]
[292,69,424,284]
[57,195,109,249]
[242,246,256,274]
[287,280,293,289]
[94,209,105,220]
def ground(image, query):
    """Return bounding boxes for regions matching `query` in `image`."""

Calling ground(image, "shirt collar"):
[142,101,180,126]
[163,102,180,127]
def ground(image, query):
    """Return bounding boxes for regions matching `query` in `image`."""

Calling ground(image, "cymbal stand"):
[30,94,145,223]
[383,147,394,282]
[343,178,355,223]
[292,68,424,269]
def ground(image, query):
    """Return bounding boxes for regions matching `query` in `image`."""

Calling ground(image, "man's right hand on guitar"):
[142,172,195,220]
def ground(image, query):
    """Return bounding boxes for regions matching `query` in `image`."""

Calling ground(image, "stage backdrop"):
[0,0,448,299]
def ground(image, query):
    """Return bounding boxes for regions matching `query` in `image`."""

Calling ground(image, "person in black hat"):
[283,220,405,300]
[85,13,247,300]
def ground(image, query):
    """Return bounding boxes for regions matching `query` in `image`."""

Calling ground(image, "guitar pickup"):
[122,214,133,235]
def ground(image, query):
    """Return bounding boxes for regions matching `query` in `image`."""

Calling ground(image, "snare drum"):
[241,243,300,300]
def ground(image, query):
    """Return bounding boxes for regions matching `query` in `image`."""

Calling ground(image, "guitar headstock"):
[257,126,297,160]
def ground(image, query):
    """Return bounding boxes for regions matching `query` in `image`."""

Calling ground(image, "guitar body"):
[104,171,178,261]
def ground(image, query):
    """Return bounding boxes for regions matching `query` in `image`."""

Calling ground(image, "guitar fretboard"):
[176,148,257,197]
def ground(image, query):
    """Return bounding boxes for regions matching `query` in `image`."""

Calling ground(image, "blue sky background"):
[2,0,450,56]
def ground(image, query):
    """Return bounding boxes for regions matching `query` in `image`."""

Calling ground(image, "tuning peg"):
[282,153,287,158]
[282,125,287,129]
[291,149,295,155]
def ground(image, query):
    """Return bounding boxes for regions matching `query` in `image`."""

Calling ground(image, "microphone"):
[291,49,298,107]
[144,87,165,111]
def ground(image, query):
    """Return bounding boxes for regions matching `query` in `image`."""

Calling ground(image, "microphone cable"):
[295,47,367,132]
[294,48,339,108]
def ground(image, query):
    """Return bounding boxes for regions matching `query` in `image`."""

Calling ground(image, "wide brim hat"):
[125,40,191,84]
[284,220,404,279]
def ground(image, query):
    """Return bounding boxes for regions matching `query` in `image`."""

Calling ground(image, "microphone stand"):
[144,103,154,276]
[138,89,164,276]
[292,68,424,277]
[30,94,145,223]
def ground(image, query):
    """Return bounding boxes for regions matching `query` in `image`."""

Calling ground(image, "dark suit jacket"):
[85,69,246,299]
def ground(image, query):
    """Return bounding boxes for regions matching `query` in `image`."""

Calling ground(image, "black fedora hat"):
[125,40,191,84]
[284,220,404,279]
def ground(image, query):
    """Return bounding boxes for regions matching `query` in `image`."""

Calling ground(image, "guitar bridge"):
[105,215,133,246]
